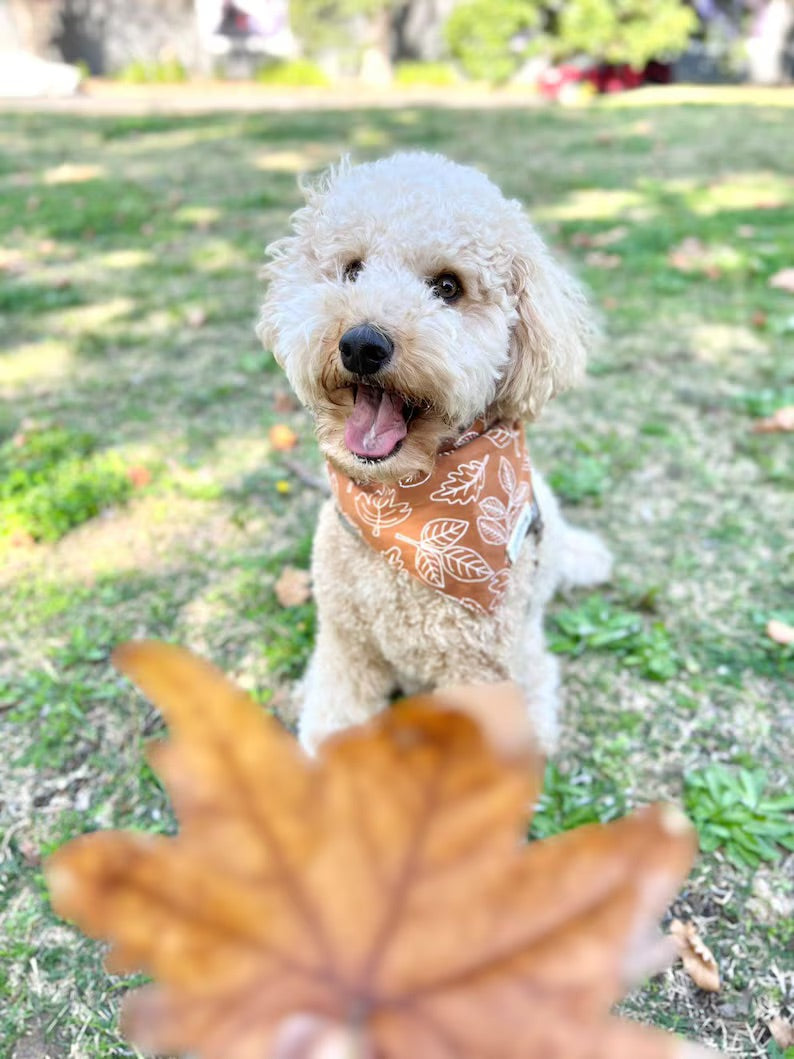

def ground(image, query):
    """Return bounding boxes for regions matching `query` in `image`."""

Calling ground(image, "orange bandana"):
[327,421,540,615]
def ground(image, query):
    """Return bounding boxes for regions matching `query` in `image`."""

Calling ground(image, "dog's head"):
[259,152,596,483]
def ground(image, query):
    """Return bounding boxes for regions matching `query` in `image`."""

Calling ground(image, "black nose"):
[339,324,393,376]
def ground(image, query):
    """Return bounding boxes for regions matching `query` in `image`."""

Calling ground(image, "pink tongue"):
[344,385,407,459]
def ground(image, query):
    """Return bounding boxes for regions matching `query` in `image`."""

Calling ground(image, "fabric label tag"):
[507,501,536,565]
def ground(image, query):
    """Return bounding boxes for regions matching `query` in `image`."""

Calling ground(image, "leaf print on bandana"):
[429,455,490,506]
[498,455,517,497]
[327,420,533,613]
[384,546,405,573]
[397,518,495,589]
[477,463,530,550]
[353,488,412,539]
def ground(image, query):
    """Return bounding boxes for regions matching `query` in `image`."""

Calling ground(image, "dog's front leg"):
[296,621,394,755]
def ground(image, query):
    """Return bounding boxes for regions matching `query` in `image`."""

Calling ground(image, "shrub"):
[445,0,697,84]
[254,59,331,87]
[445,0,546,84]
[393,61,459,87]
[0,426,134,544]
[117,58,188,84]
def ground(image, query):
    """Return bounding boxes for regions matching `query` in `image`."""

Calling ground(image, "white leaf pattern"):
[442,545,494,583]
[479,496,506,520]
[498,455,516,496]
[429,456,489,506]
[415,549,445,588]
[419,518,468,549]
[353,489,412,538]
[477,518,507,546]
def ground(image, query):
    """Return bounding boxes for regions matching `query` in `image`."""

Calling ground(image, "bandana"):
[327,421,540,615]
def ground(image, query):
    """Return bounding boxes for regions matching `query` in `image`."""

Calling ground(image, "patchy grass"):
[1,89,793,1057]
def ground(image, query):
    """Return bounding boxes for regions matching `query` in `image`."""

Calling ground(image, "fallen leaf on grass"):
[126,465,152,489]
[269,423,298,451]
[752,406,794,433]
[274,566,312,607]
[769,268,794,293]
[47,642,714,1059]
[766,619,794,646]
[585,250,621,269]
[767,1017,794,1050]
[669,919,720,992]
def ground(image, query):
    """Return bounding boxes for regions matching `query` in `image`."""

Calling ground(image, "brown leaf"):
[752,406,794,433]
[127,465,152,489]
[769,268,794,293]
[766,619,794,646]
[585,250,621,270]
[47,643,708,1059]
[590,226,629,248]
[669,237,707,272]
[274,566,312,607]
[767,1017,794,1050]
[669,919,720,992]
[269,424,299,451]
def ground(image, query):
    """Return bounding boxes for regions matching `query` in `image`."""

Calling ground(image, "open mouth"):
[343,384,421,462]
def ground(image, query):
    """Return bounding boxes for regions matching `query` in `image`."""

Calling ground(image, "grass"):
[1,86,793,1057]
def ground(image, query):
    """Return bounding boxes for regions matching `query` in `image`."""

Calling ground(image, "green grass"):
[1,87,793,1057]
[0,426,136,543]
[684,766,794,869]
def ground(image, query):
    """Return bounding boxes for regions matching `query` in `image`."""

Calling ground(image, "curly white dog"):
[259,152,611,753]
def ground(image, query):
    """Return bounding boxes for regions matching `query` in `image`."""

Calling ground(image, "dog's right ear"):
[494,213,598,421]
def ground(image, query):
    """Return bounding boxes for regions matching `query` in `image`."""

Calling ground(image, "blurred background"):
[1,0,793,98]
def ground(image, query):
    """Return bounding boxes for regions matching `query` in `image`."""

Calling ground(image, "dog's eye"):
[430,272,463,303]
[344,259,364,282]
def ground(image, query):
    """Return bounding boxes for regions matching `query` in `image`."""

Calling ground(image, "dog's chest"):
[311,498,539,687]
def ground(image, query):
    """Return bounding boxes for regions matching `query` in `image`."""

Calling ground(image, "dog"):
[259,152,611,754]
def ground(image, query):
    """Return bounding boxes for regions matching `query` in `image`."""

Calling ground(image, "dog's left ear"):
[494,215,598,421]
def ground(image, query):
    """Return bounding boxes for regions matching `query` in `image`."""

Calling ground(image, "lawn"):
[1,88,793,1058]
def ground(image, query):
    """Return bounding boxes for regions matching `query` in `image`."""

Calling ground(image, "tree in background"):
[445,0,547,83]
[446,0,697,83]
[288,0,400,79]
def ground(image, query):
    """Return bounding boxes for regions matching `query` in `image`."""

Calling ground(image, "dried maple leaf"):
[669,919,720,992]
[752,406,794,433]
[767,1016,794,1050]
[274,566,312,607]
[47,643,716,1059]
[269,424,299,451]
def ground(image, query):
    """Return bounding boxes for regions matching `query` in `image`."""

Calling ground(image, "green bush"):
[0,426,134,544]
[445,0,545,84]
[559,0,696,68]
[549,594,679,681]
[445,0,697,84]
[117,58,188,84]
[254,59,331,87]
[393,61,459,87]
[684,766,794,869]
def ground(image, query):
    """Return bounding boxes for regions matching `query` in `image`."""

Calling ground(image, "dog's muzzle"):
[339,324,393,376]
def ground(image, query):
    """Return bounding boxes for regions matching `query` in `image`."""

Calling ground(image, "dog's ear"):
[494,216,598,421]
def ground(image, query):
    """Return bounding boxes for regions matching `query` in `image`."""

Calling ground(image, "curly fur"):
[259,152,611,752]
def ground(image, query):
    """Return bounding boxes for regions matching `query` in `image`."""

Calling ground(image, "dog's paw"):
[558,527,613,590]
